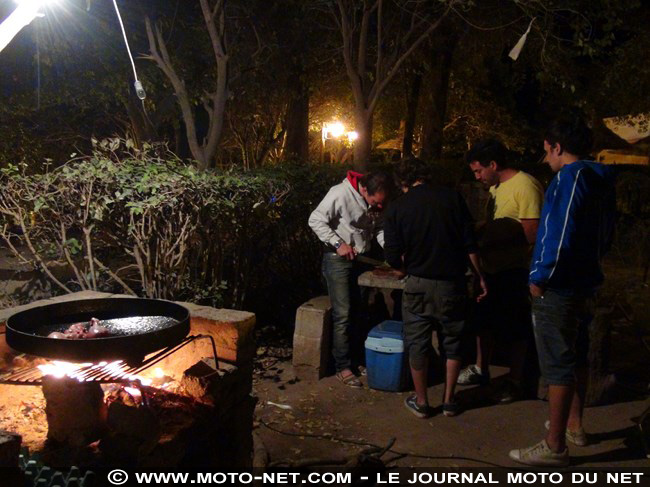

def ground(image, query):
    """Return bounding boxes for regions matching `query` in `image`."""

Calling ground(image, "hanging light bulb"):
[112,0,146,100]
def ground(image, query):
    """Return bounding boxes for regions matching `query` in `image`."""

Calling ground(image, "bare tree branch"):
[144,1,229,170]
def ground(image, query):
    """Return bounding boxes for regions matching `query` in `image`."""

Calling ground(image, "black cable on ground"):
[259,418,530,470]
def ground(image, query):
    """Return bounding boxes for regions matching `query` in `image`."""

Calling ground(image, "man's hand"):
[475,275,488,302]
[468,252,487,302]
[529,283,545,297]
[336,242,357,260]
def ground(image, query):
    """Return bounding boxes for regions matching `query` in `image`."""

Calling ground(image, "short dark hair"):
[465,139,509,169]
[394,157,432,187]
[544,114,593,158]
[359,171,392,196]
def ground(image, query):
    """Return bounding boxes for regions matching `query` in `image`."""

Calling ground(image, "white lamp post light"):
[0,0,57,54]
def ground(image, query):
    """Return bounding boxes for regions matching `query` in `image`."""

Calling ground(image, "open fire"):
[0,354,218,466]
[36,361,169,387]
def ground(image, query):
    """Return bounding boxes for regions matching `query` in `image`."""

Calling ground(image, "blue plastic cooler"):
[364,320,408,391]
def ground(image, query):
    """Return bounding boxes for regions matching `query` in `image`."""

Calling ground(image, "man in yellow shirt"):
[460,139,544,403]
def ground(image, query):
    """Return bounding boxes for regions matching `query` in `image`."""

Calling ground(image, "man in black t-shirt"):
[384,157,487,418]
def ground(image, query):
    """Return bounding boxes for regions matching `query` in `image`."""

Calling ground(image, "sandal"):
[336,371,363,388]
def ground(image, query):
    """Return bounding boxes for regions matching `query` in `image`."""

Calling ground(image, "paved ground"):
[254,364,649,469]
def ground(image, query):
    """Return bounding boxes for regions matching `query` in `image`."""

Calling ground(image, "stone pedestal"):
[292,296,332,380]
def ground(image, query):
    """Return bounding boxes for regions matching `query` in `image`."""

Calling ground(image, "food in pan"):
[47,318,111,339]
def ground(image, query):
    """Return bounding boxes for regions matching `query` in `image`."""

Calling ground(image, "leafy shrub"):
[0,140,349,324]
[0,139,291,308]
[248,161,345,324]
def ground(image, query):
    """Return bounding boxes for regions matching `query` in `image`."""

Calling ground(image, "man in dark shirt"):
[384,157,487,418]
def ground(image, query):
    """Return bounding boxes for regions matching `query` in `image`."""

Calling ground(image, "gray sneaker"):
[509,439,569,467]
[404,394,431,419]
[457,365,490,386]
[545,420,589,446]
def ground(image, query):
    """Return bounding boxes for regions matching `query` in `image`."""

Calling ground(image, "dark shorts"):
[472,268,532,341]
[532,290,594,386]
[402,275,468,369]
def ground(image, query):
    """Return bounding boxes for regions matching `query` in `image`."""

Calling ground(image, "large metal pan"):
[5,298,190,363]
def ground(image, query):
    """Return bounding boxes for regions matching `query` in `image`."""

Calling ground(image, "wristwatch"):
[334,239,343,249]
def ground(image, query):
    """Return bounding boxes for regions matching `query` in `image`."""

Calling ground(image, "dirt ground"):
[253,362,649,469]
[253,262,650,469]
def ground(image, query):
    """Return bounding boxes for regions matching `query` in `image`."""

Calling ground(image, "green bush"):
[0,140,347,323]
[249,161,345,324]
[0,140,287,308]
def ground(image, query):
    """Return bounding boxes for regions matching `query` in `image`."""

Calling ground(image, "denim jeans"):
[532,290,594,386]
[321,252,368,372]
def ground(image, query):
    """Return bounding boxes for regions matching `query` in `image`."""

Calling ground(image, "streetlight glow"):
[347,131,358,142]
[1,0,57,54]
[323,122,345,139]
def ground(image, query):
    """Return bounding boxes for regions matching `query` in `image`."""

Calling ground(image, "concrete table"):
[358,270,406,290]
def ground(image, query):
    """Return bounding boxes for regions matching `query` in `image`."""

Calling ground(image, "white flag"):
[509,18,536,61]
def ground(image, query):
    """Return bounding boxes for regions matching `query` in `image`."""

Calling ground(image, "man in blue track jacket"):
[509,115,616,467]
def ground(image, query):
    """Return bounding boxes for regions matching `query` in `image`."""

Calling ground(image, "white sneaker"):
[545,420,589,446]
[509,439,569,467]
[457,365,490,385]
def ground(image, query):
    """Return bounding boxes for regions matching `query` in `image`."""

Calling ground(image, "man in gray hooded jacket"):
[309,171,391,387]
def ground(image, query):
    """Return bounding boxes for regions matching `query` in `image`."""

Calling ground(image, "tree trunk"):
[402,71,422,157]
[202,56,228,169]
[144,1,228,171]
[353,110,373,171]
[419,28,458,162]
[124,94,158,149]
[283,62,310,161]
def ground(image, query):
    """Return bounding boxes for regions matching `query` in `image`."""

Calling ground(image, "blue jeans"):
[322,252,368,372]
[532,290,594,386]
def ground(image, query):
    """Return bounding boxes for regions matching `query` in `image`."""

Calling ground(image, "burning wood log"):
[101,384,218,468]
[41,376,107,446]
